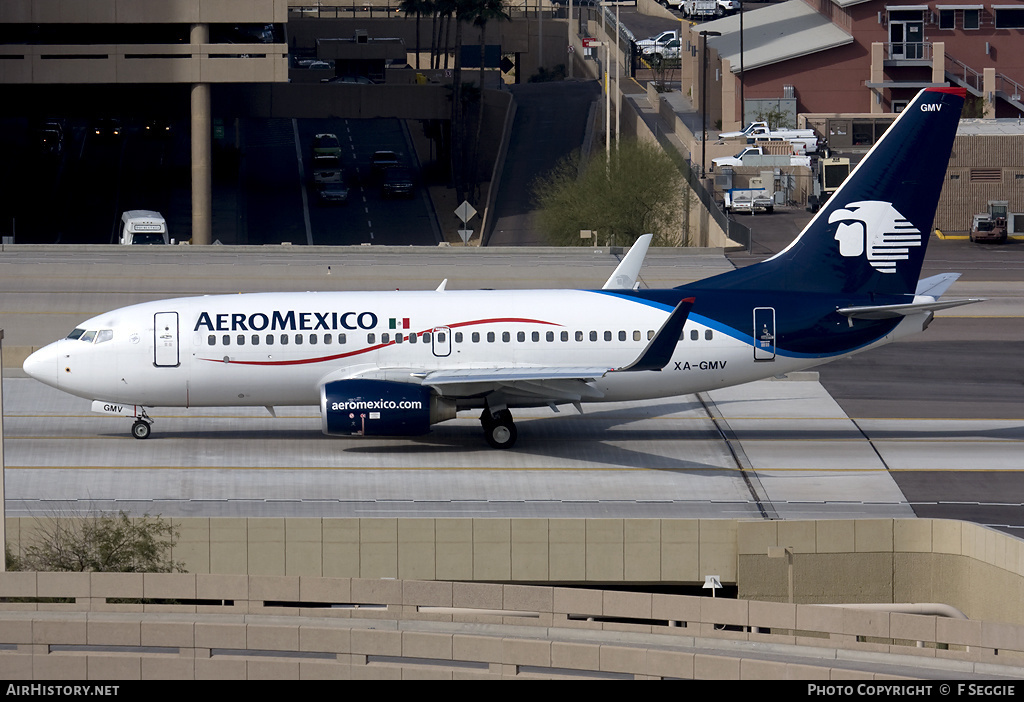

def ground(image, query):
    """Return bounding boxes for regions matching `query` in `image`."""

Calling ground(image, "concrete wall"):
[1,570,1023,679]
[8,517,1024,627]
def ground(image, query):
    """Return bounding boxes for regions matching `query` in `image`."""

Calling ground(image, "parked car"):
[371,150,401,173]
[312,133,342,165]
[382,167,415,198]
[91,118,122,139]
[313,168,349,204]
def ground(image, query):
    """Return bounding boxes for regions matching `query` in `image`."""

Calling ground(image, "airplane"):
[23,87,982,450]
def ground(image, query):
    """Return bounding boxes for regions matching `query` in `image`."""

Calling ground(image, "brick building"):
[692,0,1024,130]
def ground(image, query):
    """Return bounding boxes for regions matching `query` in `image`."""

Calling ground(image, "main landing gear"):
[481,408,517,449]
[130,410,153,440]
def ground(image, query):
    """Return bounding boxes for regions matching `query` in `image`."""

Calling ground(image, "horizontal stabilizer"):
[837,298,984,320]
[603,234,652,290]
[915,272,961,298]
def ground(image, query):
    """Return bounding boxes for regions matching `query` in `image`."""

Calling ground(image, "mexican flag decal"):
[389,317,410,330]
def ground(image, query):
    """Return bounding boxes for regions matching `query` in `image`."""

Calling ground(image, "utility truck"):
[119,210,169,245]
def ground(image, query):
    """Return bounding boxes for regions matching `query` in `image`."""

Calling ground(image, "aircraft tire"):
[131,420,151,440]
[483,410,517,449]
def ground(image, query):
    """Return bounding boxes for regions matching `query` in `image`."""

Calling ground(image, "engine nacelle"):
[319,379,455,437]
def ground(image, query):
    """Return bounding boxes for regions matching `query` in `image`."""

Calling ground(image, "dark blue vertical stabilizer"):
[696,88,966,297]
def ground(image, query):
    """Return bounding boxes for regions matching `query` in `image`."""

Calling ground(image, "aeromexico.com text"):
[194,310,378,332]
[329,400,423,411]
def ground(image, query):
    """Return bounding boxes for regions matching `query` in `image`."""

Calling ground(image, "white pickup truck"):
[678,0,718,18]
[712,146,811,169]
[636,30,679,52]
[720,121,820,153]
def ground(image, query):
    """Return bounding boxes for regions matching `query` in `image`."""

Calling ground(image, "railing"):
[997,73,1024,103]
[884,41,931,61]
[944,53,983,93]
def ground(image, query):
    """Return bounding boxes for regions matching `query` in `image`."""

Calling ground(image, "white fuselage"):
[25,288,924,412]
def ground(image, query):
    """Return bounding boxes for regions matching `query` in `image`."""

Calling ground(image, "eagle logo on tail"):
[829,201,922,274]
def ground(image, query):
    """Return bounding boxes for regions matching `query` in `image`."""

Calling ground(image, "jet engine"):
[319,379,456,437]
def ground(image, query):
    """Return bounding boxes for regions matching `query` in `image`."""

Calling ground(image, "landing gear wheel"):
[131,420,152,440]
[482,409,517,449]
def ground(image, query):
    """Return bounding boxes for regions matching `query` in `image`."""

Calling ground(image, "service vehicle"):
[119,211,169,245]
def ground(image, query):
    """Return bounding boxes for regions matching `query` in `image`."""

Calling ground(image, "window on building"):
[994,6,1024,28]
[963,8,979,29]
[939,8,955,29]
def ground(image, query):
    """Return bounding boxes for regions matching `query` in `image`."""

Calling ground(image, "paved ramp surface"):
[3,376,934,521]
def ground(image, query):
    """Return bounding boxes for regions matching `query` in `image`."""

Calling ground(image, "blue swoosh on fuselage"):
[588,288,903,359]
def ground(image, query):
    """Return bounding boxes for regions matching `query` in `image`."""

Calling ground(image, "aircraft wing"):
[328,296,695,405]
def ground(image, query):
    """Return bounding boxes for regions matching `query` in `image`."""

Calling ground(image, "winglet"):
[603,234,652,290]
[614,297,695,372]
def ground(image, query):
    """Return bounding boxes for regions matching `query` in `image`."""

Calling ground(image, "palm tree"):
[399,0,434,70]
[468,0,510,197]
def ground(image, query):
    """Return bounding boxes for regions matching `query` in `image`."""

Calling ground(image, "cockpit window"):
[95,329,113,344]
[79,330,97,343]
[67,328,86,340]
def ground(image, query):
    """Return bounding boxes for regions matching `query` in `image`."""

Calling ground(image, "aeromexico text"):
[194,310,380,332]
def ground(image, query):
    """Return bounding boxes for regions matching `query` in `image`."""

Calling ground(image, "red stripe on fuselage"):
[198,317,561,367]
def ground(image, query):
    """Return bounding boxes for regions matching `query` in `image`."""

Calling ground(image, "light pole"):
[739,2,745,126]
[700,29,721,179]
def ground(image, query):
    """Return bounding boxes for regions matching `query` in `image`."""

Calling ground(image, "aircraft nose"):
[22,342,61,389]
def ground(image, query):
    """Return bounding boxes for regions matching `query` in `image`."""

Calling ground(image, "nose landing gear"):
[130,410,153,440]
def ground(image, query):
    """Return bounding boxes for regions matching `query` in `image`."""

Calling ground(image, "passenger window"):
[561,331,569,342]
[222,335,230,345]
[237,335,245,346]
[395,334,404,344]
[309,334,318,345]
[411,333,419,344]
[472,332,480,343]
[604,331,612,342]
[266,334,274,346]
[280,334,289,345]
[705,330,713,341]
[295,334,303,345]
[367,333,375,344]
[546,331,554,342]
[502,332,510,343]
[339,333,346,344]
[422,332,431,343]
[324,333,333,344]
[208,335,216,346]
[251,335,259,346]
[648,330,655,340]
[517,331,525,342]
[453,333,461,343]
[487,332,495,342]
[381,333,389,344]
[589,331,598,342]
[691,330,699,341]
[437,332,446,343]
[575,331,583,342]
